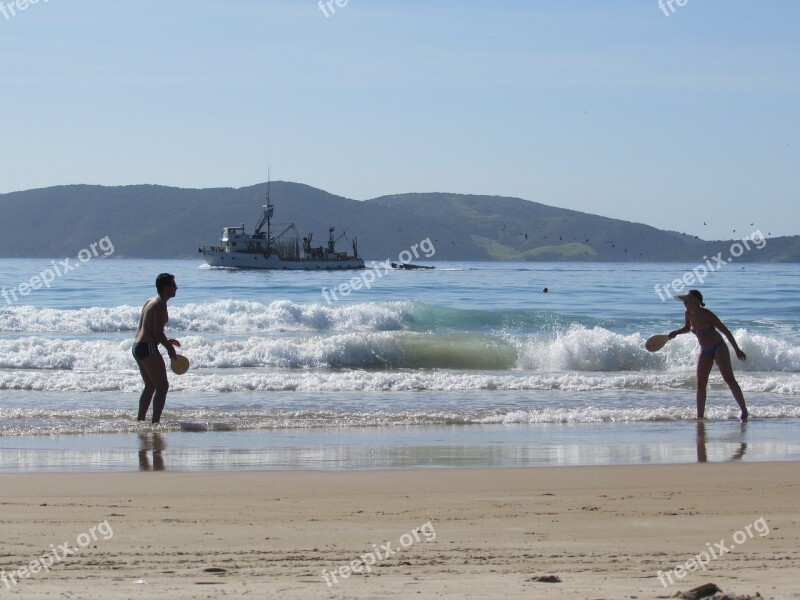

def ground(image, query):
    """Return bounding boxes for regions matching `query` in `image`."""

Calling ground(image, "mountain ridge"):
[1,182,796,262]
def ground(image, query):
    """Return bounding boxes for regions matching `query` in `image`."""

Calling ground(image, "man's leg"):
[136,359,156,421]
[137,354,169,423]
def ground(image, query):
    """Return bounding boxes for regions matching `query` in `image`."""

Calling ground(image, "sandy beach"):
[0,463,798,599]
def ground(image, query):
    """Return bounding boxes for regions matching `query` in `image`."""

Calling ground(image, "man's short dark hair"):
[155,273,175,295]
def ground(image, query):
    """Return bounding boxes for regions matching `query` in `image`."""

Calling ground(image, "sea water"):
[0,259,798,471]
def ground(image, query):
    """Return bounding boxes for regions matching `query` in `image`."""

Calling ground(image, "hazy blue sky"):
[2,0,797,240]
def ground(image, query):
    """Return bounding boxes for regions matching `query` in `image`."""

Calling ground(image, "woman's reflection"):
[695,421,747,463]
[138,432,166,471]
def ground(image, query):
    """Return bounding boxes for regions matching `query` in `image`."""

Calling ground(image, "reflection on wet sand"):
[138,432,166,471]
[696,421,747,463]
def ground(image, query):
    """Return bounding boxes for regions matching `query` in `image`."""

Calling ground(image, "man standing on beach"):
[132,273,180,423]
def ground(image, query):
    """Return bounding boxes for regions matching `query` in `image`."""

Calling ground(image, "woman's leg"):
[696,352,714,419]
[714,343,748,421]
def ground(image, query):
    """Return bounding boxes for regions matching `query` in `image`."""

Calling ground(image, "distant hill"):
[370,193,689,261]
[1,182,797,262]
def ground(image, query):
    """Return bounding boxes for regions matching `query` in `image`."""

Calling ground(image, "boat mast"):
[254,169,274,253]
[266,171,272,247]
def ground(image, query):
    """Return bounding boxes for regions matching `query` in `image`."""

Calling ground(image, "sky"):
[1,0,797,241]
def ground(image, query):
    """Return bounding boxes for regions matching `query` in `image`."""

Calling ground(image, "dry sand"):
[1,463,798,599]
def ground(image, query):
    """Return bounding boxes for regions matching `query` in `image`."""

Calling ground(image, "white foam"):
[0,300,415,334]
[3,401,800,437]
[2,363,800,396]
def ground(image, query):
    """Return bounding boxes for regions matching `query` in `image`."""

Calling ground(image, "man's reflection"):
[138,432,166,471]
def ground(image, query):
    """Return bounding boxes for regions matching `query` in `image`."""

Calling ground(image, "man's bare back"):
[134,296,170,346]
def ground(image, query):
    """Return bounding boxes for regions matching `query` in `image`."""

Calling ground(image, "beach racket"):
[170,354,190,375]
[645,334,670,353]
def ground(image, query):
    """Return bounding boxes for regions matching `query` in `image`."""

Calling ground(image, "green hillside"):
[1,183,797,262]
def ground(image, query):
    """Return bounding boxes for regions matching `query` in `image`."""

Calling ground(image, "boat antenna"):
[265,166,272,244]
[266,165,271,203]
[254,166,274,236]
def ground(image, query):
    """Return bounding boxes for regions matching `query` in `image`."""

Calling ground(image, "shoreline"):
[2,416,800,473]
[1,462,798,599]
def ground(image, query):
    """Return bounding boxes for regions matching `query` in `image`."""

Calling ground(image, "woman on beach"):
[668,289,748,421]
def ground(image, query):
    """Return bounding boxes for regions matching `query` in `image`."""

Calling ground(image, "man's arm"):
[151,302,177,358]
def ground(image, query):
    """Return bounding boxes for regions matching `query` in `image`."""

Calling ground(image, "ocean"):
[1,258,798,472]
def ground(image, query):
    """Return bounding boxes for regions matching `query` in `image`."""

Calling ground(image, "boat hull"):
[390,262,434,270]
[202,249,365,270]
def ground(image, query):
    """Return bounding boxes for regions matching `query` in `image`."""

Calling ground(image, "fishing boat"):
[199,185,364,270]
